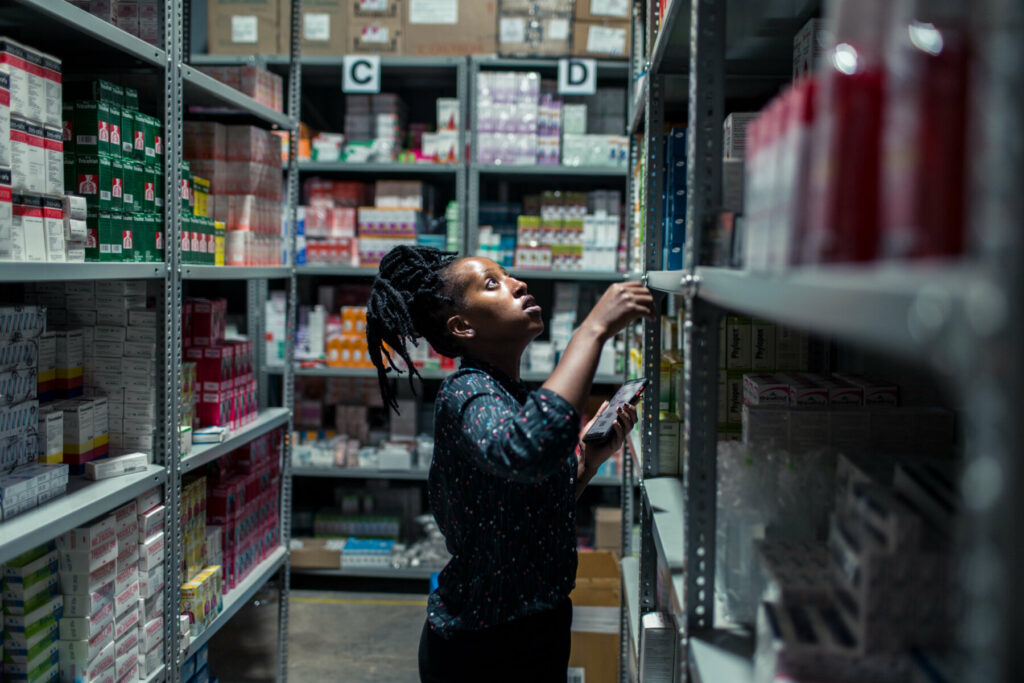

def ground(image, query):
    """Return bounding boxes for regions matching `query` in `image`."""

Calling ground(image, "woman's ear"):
[447,314,475,340]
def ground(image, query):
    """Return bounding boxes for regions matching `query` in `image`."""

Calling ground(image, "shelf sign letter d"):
[558,58,597,95]
[343,55,382,93]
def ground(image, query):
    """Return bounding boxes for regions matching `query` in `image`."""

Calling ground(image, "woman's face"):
[446,257,545,347]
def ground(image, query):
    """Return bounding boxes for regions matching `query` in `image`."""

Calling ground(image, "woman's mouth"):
[522,296,542,315]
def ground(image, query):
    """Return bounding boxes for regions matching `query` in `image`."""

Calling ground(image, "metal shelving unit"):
[297,161,463,175]
[291,466,623,487]
[181,64,294,128]
[0,263,167,282]
[626,0,1023,681]
[475,164,627,178]
[509,269,628,282]
[0,466,167,565]
[180,408,292,474]
[295,265,379,277]
[291,566,436,581]
[184,545,289,658]
[181,265,293,280]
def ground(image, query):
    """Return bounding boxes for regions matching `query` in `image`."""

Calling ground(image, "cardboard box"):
[498,11,571,57]
[593,506,621,556]
[572,19,630,59]
[574,0,630,21]
[348,15,404,54]
[279,0,347,55]
[289,538,342,569]
[568,551,620,683]
[207,0,280,55]
[404,0,497,56]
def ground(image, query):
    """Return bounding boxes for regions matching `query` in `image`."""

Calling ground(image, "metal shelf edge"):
[296,162,462,174]
[0,262,167,282]
[291,566,436,580]
[688,631,756,683]
[181,408,291,473]
[0,466,167,565]
[291,467,429,481]
[181,65,294,128]
[141,663,166,683]
[475,164,628,177]
[181,265,293,280]
[10,0,166,66]
[185,546,288,658]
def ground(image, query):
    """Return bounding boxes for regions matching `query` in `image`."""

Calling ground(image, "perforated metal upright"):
[163,0,184,674]
[275,0,302,676]
[680,0,724,649]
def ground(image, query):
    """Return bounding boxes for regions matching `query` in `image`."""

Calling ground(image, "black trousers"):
[418,600,573,683]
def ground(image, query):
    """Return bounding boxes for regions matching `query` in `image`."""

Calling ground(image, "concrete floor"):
[207,585,427,682]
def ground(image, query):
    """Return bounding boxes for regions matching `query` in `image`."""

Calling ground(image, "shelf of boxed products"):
[5,0,165,66]
[650,264,982,368]
[266,366,452,381]
[644,476,686,621]
[0,464,165,565]
[0,262,167,282]
[510,268,626,282]
[291,566,436,581]
[475,57,629,75]
[621,555,641,659]
[475,164,628,178]
[181,64,293,129]
[185,544,288,658]
[181,265,293,280]
[688,630,756,683]
[297,162,463,175]
[181,407,291,474]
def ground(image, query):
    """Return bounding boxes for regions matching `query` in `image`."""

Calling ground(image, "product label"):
[231,15,258,43]
[590,0,629,18]
[548,18,570,41]
[409,0,457,24]
[586,25,626,54]
[304,13,331,41]
[499,17,526,43]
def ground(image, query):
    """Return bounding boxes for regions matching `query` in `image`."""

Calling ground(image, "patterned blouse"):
[426,356,581,637]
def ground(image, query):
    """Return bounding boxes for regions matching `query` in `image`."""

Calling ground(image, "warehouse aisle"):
[208,588,427,682]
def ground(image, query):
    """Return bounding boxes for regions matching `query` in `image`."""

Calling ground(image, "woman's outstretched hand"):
[576,400,639,481]
[580,281,657,343]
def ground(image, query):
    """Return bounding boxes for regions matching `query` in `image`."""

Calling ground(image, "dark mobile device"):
[582,378,649,444]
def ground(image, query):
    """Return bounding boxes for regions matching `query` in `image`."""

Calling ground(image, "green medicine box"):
[74,154,112,210]
[131,110,146,161]
[138,213,163,262]
[120,212,135,262]
[124,87,139,112]
[148,163,163,214]
[180,160,192,213]
[97,210,122,262]
[153,116,163,161]
[180,212,192,264]
[110,156,125,210]
[84,207,100,261]
[62,103,75,155]
[120,107,135,158]
[91,79,123,107]
[74,100,115,156]
[141,113,157,162]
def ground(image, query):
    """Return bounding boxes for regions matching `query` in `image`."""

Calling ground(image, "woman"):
[366,245,655,683]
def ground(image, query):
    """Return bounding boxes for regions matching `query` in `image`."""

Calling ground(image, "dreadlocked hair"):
[366,245,464,413]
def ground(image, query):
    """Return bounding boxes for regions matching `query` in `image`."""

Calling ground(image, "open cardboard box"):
[569,550,621,683]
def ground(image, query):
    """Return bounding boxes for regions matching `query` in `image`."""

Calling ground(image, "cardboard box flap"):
[570,550,620,607]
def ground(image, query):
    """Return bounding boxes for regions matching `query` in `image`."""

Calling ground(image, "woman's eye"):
[486,278,498,289]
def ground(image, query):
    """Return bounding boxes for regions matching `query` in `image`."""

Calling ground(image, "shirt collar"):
[460,355,527,400]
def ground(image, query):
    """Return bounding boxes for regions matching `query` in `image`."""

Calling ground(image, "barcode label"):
[567,667,586,683]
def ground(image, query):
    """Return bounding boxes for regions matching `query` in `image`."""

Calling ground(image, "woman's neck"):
[464,348,523,381]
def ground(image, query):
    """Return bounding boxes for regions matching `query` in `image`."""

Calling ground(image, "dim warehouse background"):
[0,0,1019,682]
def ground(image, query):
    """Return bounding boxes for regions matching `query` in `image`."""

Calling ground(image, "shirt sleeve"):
[445,372,580,483]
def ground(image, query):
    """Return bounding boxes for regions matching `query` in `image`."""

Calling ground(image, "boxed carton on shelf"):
[572,19,631,59]
[497,5,573,57]
[403,0,498,56]
[278,0,347,56]
[347,0,404,54]
[207,0,280,55]
[195,66,284,113]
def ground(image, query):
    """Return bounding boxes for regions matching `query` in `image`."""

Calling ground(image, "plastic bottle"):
[804,0,889,263]
[880,0,969,259]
